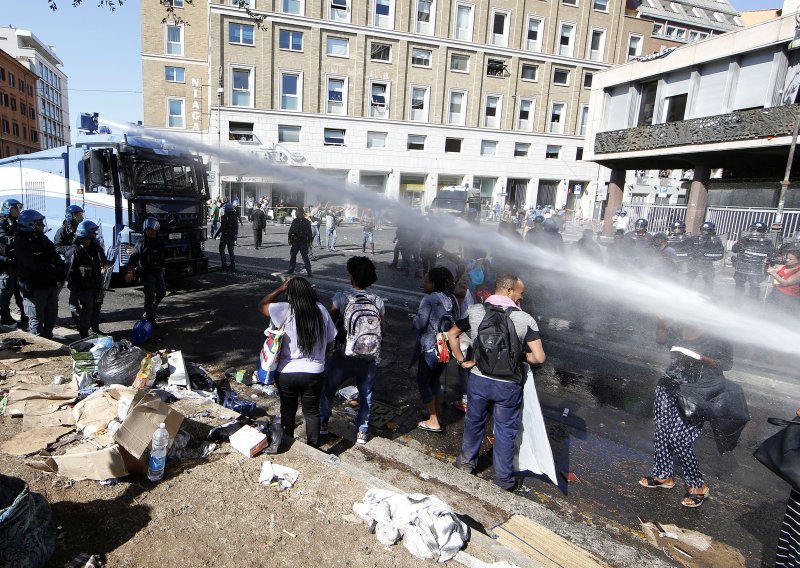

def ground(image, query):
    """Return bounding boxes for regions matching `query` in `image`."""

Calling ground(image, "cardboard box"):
[229,425,268,457]
[113,389,184,474]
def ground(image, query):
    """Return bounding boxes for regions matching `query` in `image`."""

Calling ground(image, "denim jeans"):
[311,225,321,246]
[275,371,324,447]
[416,349,446,404]
[22,286,60,338]
[457,372,522,490]
[326,227,337,249]
[320,350,378,433]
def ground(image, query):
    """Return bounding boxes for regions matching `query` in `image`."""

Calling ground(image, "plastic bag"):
[0,474,56,567]
[97,340,146,386]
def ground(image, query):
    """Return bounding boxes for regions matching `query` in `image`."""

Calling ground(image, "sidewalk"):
[0,328,672,567]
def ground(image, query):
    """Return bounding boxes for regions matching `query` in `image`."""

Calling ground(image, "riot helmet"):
[634,218,649,232]
[700,221,716,235]
[533,215,545,224]
[16,210,46,233]
[76,220,99,240]
[65,205,85,224]
[750,221,768,234]
[670,220,686,234]
[542,219,559,233]
[1,198,23,217]
[143,217,160,234]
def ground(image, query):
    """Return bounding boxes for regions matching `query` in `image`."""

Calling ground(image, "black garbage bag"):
[669,358,725,422]
[97,340,146,386]
[0,474,56,568]
[708,380,750,454]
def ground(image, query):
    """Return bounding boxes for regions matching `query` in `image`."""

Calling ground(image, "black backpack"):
[474,305,523,382]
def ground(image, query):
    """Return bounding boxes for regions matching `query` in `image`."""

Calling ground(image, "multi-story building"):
[0,48,41,158]
[141,0,655,217]
[0,27,70,149]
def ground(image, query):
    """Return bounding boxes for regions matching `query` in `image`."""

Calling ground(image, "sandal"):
[681,489,709,508]
[639,476,675,490]
[417,421,443,433]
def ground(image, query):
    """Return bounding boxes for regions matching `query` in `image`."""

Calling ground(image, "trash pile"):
[0,474,56,567]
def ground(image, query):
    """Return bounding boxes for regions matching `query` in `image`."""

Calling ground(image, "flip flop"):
[417,421,443,432]
[639,476,675,490]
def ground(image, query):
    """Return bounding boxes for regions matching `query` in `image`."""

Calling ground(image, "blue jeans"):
[326,227,337,249]
[457,372,523,490]
[416,349,446,404]
[311,225,321,246]
[320,350,377,433]
[22,286,60,338]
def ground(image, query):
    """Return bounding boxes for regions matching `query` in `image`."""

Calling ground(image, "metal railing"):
[621,204,688,233]
[705,207,800,243]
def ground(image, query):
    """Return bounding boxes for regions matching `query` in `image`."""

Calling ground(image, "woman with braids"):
[258,277,337,448]
[412,266,458,432]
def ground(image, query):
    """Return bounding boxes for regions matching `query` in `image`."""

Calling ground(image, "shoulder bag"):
[753,417,800,489]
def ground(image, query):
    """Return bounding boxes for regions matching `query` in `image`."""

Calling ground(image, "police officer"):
[731,221,775,299]
[0,198,27,327]
[214,203,239,271]
[125,217,166,326]
[53,205,85,257]
[666,220,692,272]
[624,218,653,264]
[14,210,66,338]
[65,220,106,338]
[687,221,724,293]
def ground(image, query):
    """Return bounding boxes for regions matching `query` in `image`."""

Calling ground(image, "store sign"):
[660,186,669,194]
[190,78,202,132]
[596,185,608,201]
[573,184,583,194]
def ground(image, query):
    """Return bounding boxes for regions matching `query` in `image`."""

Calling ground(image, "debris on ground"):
[640,519,745,568]
[0,474,56,567]
[259,461,299,490]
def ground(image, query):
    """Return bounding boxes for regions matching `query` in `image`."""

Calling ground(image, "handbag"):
[256,319,285,385]
[434,332,451,364]
[753,417,800,489]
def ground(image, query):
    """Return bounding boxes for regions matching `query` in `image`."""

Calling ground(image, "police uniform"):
[623,231,654,264]
[687,233,724,292]
[128,235,166,324]
[15,230,65,338]
[65,239,105,338]
[732,231,775,298]
[53,221,79,257]
[0,215,26,325]
[667,232,692,272]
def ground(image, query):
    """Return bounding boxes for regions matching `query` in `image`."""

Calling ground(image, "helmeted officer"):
[54,205,85,257]
[666,220,692,271]
[731,221,775,298]
[14,210,66,338]
[126,217,166,326]
[65,220,106,338]
[687,221,725,293]
[0,198,27,327]
[624,218,653,264]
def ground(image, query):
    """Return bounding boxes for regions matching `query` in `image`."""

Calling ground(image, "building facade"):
[142,0,656,217]
[0,49,41,158]
[0,27,70,149]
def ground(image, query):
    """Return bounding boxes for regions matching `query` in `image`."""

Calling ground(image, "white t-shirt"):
[268,302,338,374]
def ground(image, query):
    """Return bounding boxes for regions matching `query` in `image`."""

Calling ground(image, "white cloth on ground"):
[513,367,558,485]
[259,461,299,490]
[353,489,469,562]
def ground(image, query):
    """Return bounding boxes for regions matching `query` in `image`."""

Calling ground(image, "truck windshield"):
[432,199,465,211]
[120,157,197,195]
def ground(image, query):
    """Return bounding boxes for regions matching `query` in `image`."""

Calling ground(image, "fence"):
[621,204,687,233]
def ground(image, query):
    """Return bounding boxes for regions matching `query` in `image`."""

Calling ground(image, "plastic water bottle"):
[147,423,169,482]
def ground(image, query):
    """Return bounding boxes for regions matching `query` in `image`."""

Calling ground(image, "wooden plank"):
[493,515,610,568]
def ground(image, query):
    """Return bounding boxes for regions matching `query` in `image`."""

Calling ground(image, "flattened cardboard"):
[73,386,134,435]
[1,426,73,456]
[22,408,75,431]
[8,382,77,403]
[26,444,128,481]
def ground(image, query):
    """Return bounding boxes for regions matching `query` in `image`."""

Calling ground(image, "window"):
[280,72,302,110]
[324,128,345,145]
[282,0,303,14]
[330,0,350,22]
[545,145,561,159]
[0,93,7,107]
[445,138,462,153]
[407,134,426,150]
[165,66,185,82]
[713,12,726,23]
[12,124,19,137]
[20,104,25,118]
[10,98,16,112]
[279,29,303,51]
[491,10,509,47]
[665,94,687,122]
[576,147,583,160]
[553,68,570,86]
[588,29,606,62]
[563,0,577,5]
[167,98,185,128]
[692,7,705,17]
[521,64,538,81]
[666,26,686,39]
[375,0,393,28]
[549,102,565,133]
[653,23,664,36]
[518,98,534,131]
[8,73,14,87]
[593,0,608,10]
[230,0,252,6]
[514,143,530,157]
[579,104,589,135]
[416,0,434,35]
[411,48,432,67]
[526,17,543,51]
[327,36,349,56]
[278,125,301,143]
[450,54,469,72]
[0,119,8,135]
[559,23,575,57]
[168,0,184,6]
[327,77,346,114]
[367,131,387,148]
[410,86,429,121]
[627,35,643,60]
[0,68,4,82]
[371,43,391,62]
[231,68,253,106]
[480,140,497,156]
[448,90,466,125]
[487,59,507,77]
[29,108,35,120]
[669,2,681,12]
[583,73,593,88]
[484,95,501,128]
[230,23,255,46]
[166,25,183,55]
[454,3,473,41]
[370,82,389,118]
[228,122,257,143]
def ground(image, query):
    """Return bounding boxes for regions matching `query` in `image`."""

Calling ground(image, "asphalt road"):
[46,219,797,567]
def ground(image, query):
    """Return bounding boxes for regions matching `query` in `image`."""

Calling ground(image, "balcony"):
[594,104,800,155]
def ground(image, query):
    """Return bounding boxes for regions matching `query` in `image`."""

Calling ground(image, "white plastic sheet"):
[513,368,558,486]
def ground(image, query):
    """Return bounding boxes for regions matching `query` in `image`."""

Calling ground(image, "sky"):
[0,0,782,143]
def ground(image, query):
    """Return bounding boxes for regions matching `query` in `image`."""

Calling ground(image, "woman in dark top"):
[639,320,733,508]
[775,407,800,568]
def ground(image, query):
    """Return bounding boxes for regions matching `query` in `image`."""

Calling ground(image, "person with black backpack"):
[446,274,546,491]
[319,256,385,445]
[412,267,458,433]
